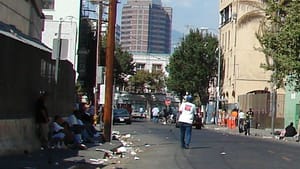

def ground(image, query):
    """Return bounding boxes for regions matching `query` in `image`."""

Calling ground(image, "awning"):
[0,21,51,53]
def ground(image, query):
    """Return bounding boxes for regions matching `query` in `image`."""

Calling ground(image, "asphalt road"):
[112,120,300,169]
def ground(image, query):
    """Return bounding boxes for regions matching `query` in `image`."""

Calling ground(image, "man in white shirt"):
[178,95,196,149]
[152,106,160,123]
[238,110,246,133]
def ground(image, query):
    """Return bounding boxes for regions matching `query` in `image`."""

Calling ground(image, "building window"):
[44,15,53,20]
[152,64,162,72]
[220,4,232,25]
[42,0,55,9]
[136,63,145,70]
[41,59,47,77]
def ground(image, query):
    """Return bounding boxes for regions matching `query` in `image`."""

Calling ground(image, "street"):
[112,120,300,169]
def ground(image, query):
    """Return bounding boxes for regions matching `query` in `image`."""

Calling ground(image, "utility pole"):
[215,46,221,124]
[94,0,104,126]
[103,0,117,142]
[55,18,62,84]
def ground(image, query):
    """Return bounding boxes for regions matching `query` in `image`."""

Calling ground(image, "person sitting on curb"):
[285,122,297,137]
[49,115,67,149]
[279,122,298,140]
[68,110,91,149]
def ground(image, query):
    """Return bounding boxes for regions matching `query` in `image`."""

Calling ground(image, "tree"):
[167,29,218,105]
[148,70,166,93]
[257,0,300,90]
[128,70,166,93]
[114,45,135,90]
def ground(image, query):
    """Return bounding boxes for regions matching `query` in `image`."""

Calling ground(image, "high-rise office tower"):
[121,0,172,54]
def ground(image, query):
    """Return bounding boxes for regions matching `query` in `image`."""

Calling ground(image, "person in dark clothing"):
[285,122,297,137]
[35,91,50,149]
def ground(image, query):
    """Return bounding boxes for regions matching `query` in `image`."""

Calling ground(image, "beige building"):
[219,0,273,107]
[0,0,44,39]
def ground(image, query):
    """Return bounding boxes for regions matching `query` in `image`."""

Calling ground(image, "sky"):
[117,0,220,34]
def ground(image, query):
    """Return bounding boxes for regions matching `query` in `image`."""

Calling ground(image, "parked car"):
[113,108,132,125]
[131,107,147,119]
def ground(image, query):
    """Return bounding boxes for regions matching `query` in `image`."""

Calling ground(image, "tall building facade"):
[42,0,81,71]
[219,0,285,128]
[219,0,272,106]
[121,0,172,54]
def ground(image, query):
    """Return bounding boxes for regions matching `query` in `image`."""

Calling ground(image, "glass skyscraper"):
[121,0,172,54]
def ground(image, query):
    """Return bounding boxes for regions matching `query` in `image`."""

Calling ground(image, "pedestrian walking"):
[247,108,254,128]
[244,112,251,135]
[35,91,50,149]
[238,109,245,133]
[178,95,196,149]
[152,105,160,123]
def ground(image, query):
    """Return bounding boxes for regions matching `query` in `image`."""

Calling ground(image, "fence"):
[238,91,284,129]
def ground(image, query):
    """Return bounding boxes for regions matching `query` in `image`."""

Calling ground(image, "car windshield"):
[113,109,129,115]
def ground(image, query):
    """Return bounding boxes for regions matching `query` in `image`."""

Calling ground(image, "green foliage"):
[114,45,135,89]
[167,29,218,104]
[257,0,300,90]
[128,70,166,93]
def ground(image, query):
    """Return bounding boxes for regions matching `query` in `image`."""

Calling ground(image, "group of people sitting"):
[49,103,101,150]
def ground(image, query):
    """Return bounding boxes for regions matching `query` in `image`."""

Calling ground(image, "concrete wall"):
[238,92,285,128]
[0,119,40,155]
[0,33,75,155]
[0,0,44,39]
[284,87,300,128]
[220,0,273,104]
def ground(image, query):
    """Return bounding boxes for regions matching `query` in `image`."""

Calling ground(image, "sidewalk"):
[205,124,300,144]
[0,133,124,169]
[0,140,123,169]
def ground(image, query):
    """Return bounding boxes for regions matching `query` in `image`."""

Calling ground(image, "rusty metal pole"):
[103,0,117,142]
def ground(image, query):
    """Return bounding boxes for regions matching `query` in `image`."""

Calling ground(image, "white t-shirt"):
[238,111,246,119]
[152,107,159,116]
[178,102,196,124]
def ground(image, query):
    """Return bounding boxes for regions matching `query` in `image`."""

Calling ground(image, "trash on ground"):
[112,130,120,135]
[89,158,106,165]
[130,151,137,155]
[117,146,127,153]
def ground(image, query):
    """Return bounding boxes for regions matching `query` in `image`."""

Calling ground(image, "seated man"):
[68,110,93,146]
[285,122,297,137]
[49,115,66,148]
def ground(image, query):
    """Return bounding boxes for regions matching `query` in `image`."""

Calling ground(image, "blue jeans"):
[152,116,159,123]
[180,122,192,148]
